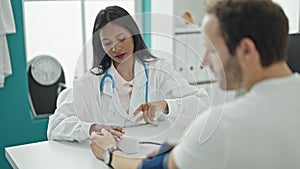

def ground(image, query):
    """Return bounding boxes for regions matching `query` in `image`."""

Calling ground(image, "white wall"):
[24,1,135,87]
[150,0,174,63]
[173,0,206,26]
[273,0,300,33]
[150,0,207,64]
[24,1,83,87]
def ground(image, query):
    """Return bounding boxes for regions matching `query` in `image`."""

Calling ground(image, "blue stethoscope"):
[99,62,149,103]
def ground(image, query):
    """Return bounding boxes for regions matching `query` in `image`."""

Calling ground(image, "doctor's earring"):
[98,65,104,74]
[90,65,105,75]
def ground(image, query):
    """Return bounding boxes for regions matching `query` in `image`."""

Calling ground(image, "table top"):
[5,140,161,169]
[5,119,187,169]
[5,141,107,169]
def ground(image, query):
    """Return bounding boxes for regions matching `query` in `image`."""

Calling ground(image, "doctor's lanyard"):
[99,62,149,104]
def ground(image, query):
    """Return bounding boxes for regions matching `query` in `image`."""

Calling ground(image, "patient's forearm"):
[110,151,178,169]
[111,151,143,169]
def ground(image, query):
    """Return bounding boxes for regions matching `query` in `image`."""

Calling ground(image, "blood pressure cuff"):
[138,142,174,169]
[138,153,170,169]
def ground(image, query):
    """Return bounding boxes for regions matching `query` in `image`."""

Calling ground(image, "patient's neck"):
[243,61,293,91]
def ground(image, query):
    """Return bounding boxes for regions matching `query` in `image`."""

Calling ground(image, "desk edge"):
[5,147,19,169]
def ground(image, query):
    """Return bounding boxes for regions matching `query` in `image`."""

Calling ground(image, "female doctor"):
[47,6,208,142]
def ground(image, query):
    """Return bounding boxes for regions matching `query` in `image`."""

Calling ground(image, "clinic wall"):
[0,1,48,169]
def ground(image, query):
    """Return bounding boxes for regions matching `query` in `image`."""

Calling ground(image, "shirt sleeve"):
[172,106,227,169]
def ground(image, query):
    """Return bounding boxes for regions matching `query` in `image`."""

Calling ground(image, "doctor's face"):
[100,23,135,66]
[202,14,242,90]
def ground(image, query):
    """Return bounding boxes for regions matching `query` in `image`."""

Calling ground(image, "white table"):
[5,140,162,169]
[5,141,107,169]
[5,119,188,169]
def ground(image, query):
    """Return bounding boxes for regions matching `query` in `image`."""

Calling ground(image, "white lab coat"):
[47,59,209,142]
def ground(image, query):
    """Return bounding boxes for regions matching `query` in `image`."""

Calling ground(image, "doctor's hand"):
[90,130,116,160]
[89,124,125,141]
[133,101,169,124]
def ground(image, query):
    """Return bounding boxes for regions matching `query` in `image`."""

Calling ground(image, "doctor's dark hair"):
[91,6,156,75]
[207,0,289,67]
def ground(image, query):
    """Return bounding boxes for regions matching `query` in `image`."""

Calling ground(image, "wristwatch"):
[104,146,122,168]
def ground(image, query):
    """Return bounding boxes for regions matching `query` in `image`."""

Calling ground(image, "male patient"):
[89,0,300,169]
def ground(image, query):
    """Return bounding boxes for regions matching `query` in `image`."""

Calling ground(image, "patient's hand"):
[90,141,104,160]
[89,124,125,141]
[90,130,117,160]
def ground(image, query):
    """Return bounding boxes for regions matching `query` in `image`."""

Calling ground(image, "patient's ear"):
[236,38,259,67]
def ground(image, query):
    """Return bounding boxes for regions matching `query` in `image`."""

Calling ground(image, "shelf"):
[174,24,201,35]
